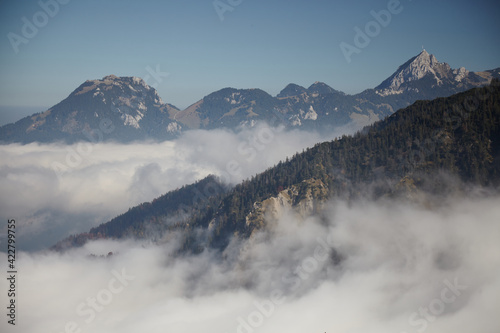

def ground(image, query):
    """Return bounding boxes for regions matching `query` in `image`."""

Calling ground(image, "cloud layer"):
[1,195,499,333]
[1,124,498,333]
[0,124,338,250]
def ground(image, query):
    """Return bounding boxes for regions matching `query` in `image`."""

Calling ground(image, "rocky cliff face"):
[0,75,180,143]
[245,178,329,233]
[2,51,498,144]
[375,50,492,97]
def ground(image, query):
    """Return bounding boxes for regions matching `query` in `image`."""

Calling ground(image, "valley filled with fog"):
[2,0,500,332]
[0,124,340,251]
[1,124,499,333]
[1,191,499,333]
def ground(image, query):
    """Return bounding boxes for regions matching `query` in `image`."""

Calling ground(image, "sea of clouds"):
[0,124,499,333]
[0,124,338,251]
[0,195,499,333]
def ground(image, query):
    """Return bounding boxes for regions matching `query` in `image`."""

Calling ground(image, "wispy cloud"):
[1,121,497,333]
[1,195,498,333]
[0,124,339,250]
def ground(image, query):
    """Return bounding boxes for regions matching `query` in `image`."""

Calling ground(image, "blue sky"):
[0,0,499,123]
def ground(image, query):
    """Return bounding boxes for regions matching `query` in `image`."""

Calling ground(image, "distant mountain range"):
[1,50,499,143]
[53,81,500,252]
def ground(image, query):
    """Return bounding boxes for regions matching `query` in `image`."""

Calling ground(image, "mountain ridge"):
[375,49,490,96]
[1,51,499,143]
[53,80,500,252]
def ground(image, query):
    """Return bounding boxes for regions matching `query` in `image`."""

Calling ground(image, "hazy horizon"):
[1,0,499,111]
[1,1,500,332]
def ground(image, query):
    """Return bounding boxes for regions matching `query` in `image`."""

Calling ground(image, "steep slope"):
[52,175,228,252]
[206,80,500,248]
[1,51,497,143]
[53,80,500,252]
[308,81,345,96]
[277,83,308,98]
[168,51,499,133]
[375,49,494,97]
[174,87,277,130]
[0,75,181,143]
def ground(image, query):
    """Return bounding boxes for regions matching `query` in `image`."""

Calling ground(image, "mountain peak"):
[418,48,429,58]
[99,75,149,88]
[277,83,308,98]
[83,75,149,87]
[412,49,439,68]
[103,74,119,80]
[75,75,160,102]
[375,50,454,94]
[307,82,343,95]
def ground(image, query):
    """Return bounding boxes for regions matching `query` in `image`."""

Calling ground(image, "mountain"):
[53,80,500,252]
[172,50,498,132]
[375,49,494,97]
[308,81,345,95]
[0,75,181,143]
[173,51,498,133]
[1,51,499,144]
[174,87,277,129]
[52,175,229,252]
[277,83,308,98]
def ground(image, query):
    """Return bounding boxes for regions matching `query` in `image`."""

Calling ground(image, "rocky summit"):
[375,49,493,96]
[1,51,498,144]
[0,75,182,143]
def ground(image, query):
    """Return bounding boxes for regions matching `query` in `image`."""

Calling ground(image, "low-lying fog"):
[1,195,499,333]
[0,124,499,333]
[0,124,341,251]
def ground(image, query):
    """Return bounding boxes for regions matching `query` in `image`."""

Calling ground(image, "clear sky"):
[0,0,499,121]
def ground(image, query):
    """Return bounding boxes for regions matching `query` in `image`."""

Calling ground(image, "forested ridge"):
[53,80,500,252]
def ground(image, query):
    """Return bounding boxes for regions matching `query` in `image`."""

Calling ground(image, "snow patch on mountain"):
[289,114,301,126]
[375,50,472,96]
[167,122,182,133]
[303,106,318,120]
[225,92,242,105]
[121,111,144,129]
[379,50,437,91]
[453,67,469,82]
